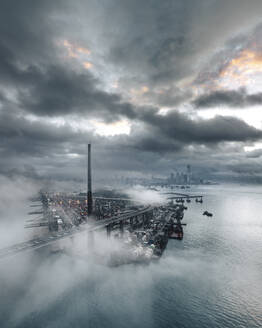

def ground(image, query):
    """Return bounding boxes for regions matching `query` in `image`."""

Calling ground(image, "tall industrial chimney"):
[87,143,93,216]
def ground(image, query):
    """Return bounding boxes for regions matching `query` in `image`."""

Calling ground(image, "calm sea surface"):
[1,184,262,328]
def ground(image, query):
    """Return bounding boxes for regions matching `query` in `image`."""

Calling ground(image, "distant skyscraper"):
[186,164,191,184]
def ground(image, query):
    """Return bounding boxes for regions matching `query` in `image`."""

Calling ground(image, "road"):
[0,206,152,260]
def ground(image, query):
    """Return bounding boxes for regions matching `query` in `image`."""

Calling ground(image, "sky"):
[1,0,262,184]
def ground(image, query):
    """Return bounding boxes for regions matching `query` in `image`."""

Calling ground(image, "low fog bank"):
[0,175,41,248]
[0,179,209,328]
[1,180,261,328]
[0,231,218,328]
[125,185,166,205]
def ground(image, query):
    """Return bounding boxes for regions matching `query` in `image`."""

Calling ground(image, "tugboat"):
[203,210,213,217]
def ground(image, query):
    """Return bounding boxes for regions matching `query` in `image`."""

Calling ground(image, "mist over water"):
[126,185,165,204]
[0,183,262,328]
[0,176,39,248]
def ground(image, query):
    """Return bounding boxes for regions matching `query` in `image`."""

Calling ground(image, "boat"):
[168,224,183,240]
[203,210,213,217]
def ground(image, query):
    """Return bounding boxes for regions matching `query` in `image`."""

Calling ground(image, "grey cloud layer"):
[139,111,262,143]
[193,89,262,108]
[83,0,262,86]
[1,0,262,182]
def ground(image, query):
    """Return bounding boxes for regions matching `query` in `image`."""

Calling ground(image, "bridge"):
[0,206,153,260]
[162,192,203,198]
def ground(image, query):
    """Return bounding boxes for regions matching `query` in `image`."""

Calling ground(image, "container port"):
[0,144,207,265]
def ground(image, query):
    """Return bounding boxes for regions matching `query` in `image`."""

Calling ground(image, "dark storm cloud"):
[0,0,70,71]
[139,111,262,144]
[246,149,262,159]
[1,0,262,182]
[0,40,136,120]
[0,108,96,180]
[87,0,262,87]
[18,65,136,119]
[0,0,261,119]
[227,160,262,175]
[0,111,81,153]
[0,0,138,121]
[1,98,262,181]
[101,0,195,85]
[0,104,259,185]
[131,136,182,154]
[141,86,192,108]
[193,88,262,108]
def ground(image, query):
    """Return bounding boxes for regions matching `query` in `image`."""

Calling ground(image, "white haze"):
[0,235,213,328]
[0,177,210,328]
[125,185,166,205]
[0,175,40,248]
[2,179,259,328]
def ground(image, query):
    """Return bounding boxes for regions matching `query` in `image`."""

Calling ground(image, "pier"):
[0,144,203,263]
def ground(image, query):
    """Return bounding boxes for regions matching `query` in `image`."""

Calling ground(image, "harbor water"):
[0,184,262,328]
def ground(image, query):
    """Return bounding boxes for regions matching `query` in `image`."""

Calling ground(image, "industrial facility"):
[0,145,204,265]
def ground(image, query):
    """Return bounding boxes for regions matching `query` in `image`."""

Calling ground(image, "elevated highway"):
[0,206,153,260]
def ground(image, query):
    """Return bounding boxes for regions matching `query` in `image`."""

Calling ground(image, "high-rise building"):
[186,164,191,184]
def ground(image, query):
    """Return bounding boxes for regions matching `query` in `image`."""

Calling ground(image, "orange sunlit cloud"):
[218,49,262,90]
[63,39,91,59]
[193,48,262,97]
[141,86,149,93]
[83,61,92,69]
